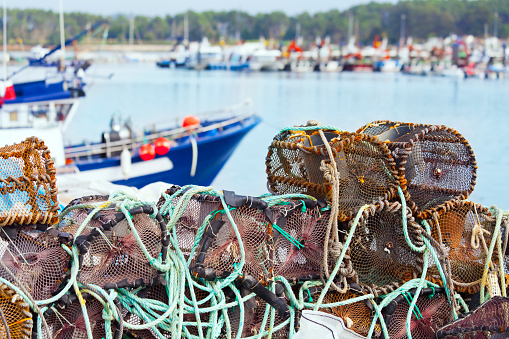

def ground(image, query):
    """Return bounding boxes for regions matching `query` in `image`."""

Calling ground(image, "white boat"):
[290,59,315,73]
[248,49,282,72]
[318,60,343,72]
[374,59,402,72]
[186,38,223,70]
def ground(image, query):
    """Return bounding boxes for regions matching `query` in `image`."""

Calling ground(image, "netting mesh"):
[383,288,453,339]
[272,203,331,280]
[0,137,58,227]
[435,296,509,339]
[266,129,400,221]
[39,296,110,339]
[68,205,165,289]
[0,282,32,339]
[357,121,477,218]
[347,201,424,296]
[0,228,70,301]
[426,201,496,294]
[79,213,163,288]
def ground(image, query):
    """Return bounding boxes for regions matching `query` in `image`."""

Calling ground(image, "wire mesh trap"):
[0,227,70,301]
[60,198,169,289]
[357,121,477,219]
[381,287,453,339]
[35,293,120,339]
[0,282,32,339]
[435,296,509,339]
[347,201,424,296]
[426,201,497,294]
[0,137,58,227]
[265,127,400,221]
[158,185,333,285]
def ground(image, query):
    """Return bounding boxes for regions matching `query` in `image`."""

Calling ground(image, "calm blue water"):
[67,63,509,208]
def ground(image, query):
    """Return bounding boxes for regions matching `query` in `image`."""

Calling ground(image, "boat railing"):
[152,98,253,129]
[65,111,255,160]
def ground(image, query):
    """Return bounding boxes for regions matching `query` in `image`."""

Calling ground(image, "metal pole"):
[129,16,134,46]
[3,0,6,80]
[59,0,65,71]
[400,14,406,47]
[494,12,498,38]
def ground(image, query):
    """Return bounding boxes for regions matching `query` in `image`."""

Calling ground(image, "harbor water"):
[66,62,509,208]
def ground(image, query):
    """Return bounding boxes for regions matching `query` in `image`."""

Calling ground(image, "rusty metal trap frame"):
[0,137,59,227]
[357,121,477,219]
[265,125,401,221]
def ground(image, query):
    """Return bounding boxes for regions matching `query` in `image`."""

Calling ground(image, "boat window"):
[32,105,49,119]
[9,112,18,122]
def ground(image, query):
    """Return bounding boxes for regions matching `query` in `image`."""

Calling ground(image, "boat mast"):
[184,13,189,46]
[59,0,65,71]
[129,16,134,46]
[3,0,6,80]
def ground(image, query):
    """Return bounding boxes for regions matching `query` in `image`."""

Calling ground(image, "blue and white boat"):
[62,100,260,188]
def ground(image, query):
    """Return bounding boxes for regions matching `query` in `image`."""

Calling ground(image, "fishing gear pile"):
[0,125,506,339]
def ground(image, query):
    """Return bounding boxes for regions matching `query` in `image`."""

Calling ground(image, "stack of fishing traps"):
[0,123,506,339]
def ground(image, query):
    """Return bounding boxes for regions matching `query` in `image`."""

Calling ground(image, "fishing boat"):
[61,100,260,188]
[248,49,283,72]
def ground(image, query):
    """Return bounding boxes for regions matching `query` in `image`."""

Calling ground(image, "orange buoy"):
[140,144,155,161]
[154,137,171,155]
[182,115,200,128]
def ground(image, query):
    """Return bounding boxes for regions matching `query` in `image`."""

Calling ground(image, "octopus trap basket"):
[0,137,58,227]
[425,201,497,294]
[266,128,400,221]
[0,227,71,301]
[357,121,477,219]
[345,200,424,296]
[59,195,169,289]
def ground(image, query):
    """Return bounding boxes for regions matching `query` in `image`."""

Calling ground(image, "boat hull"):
[69,115,260,188]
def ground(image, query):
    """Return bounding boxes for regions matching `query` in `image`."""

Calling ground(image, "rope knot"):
[320,160,335,183]
[470,223,491,249]
[328,240,343,261]
[102,307,115,322]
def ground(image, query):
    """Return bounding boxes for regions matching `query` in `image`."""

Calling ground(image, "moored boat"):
[61,100,260,188]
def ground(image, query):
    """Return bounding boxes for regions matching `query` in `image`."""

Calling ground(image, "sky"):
[13,0,398,16]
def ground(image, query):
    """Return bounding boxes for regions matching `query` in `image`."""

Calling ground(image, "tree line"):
[5,0,508,47]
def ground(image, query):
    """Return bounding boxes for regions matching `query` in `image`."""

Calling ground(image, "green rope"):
[402,292,423,320]
[272,223,304,249]
[279,125,343,133]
